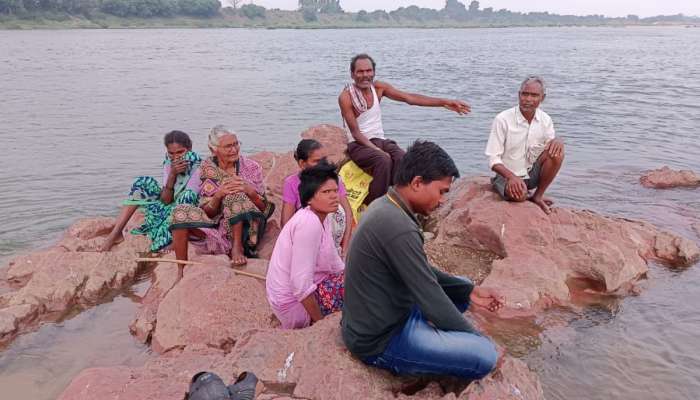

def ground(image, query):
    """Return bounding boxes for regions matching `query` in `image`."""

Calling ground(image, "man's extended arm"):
[388,230,476,333]
[338,91,381,151]
[432,267,474,307]
[377,81,470,114]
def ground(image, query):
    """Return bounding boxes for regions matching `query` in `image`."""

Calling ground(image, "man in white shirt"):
[339,54,471,205]
[485,76,564,214]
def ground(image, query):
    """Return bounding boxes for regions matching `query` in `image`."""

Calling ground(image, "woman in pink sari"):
[266,161,345,329]
[170,126,274,279]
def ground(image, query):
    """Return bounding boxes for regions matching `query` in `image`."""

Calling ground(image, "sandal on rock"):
[227,371,258,400]
[185,371,230,400]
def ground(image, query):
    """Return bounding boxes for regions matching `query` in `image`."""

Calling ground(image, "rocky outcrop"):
[426,177,700,316]
[60,314,544,400]
[640,166,700,189]
[0,217,150,346]
[130,255,275,353]
[18,124,700,400]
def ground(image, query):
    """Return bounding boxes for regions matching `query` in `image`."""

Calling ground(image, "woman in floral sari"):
[171,125,274,275]
[101,130,201,252]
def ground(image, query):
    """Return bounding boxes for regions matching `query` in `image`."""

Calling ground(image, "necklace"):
[386,193,403,210]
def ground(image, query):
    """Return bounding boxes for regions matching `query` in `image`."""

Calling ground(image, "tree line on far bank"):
[1,0,697,25]
[0,0,222,17]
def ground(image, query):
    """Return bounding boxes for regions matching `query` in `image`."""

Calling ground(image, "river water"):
[1,27,699,399]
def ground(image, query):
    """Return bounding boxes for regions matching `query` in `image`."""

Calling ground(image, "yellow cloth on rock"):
[339,161,373,223]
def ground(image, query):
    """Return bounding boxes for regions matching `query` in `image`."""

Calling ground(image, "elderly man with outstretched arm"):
[485,76,564,214]
[341,140,505,380]
[339,53,470,205]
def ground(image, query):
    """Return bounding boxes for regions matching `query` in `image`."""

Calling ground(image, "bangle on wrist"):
[164,186,174,191]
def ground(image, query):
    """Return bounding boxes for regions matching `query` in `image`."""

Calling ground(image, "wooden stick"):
[135,257,204,266]
[134,257,266,281]
[230,269,267,281]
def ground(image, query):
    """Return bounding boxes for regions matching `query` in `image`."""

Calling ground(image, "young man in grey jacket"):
[341,140,504,379]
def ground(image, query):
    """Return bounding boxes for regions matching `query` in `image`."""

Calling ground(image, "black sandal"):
[185,371,230,400]
[227,371,258,400]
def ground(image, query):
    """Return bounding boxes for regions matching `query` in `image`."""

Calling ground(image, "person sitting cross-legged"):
[342,140,505,380]
[485,75,564,215]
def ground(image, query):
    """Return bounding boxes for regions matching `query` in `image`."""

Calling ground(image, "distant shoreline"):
[2,19,697,30]
[1,12,698,30]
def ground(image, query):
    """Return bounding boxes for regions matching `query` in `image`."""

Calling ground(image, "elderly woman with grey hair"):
[170,126,274,276]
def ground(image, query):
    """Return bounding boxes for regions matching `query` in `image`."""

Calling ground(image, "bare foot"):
[230,247,247,267]
[177,265,184,282]
[100,231,124,252]
[529,195,552,215]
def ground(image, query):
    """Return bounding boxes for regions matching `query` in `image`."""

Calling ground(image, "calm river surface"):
[1,27,699,399]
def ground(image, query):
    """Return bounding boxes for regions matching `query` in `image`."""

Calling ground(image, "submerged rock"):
[0,217,150,347]
[427,177,700,316]
[640,166,700,189]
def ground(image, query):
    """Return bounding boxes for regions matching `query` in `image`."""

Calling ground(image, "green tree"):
[178,0,220,17]
[443,0,467,19]
[101,0,177,18]
[355,9,369,22]
[0,0,24,14]
[302,7,317,21]
[240,3,265,19]
[369,9,388,19]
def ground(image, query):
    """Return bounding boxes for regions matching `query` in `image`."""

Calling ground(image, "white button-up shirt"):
[485,106,556,178]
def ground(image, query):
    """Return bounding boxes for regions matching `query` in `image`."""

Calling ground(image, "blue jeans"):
[363,304,498,379]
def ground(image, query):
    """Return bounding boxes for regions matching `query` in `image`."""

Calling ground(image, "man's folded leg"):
[364,307,498,379]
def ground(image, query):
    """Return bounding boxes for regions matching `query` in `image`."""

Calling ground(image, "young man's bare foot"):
[529,194,552,215]
[99,232,124,252]
[230,248,247,267]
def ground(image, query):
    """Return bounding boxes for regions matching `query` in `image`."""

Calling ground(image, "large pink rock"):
[60,315,544,400]
[131,255,276,354]
[427,177,700,316]
[640,166,700,189]
[0,217,150,346]
[129,255,182,344]
[300,124,349,164]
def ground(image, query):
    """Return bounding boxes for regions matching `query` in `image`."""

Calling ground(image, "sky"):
[246,0,700,18]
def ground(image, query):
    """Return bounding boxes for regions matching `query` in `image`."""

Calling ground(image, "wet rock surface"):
[640,166,700,189]
[0,217,150,347]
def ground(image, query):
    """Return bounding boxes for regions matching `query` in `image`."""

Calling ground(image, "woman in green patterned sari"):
[101,131,202,252]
